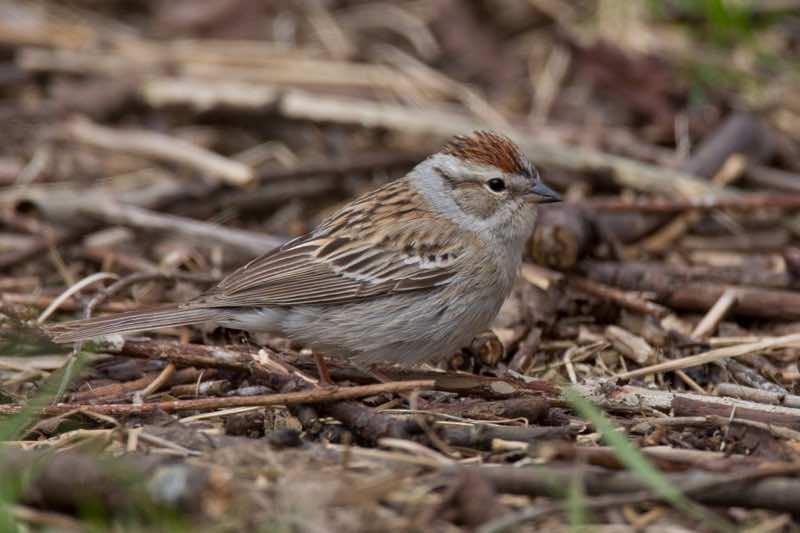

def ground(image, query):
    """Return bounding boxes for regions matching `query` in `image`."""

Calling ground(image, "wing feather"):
[189,222,465,308]
[187,178,471,308]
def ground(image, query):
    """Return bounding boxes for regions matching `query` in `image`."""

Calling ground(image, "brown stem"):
[0,380,434,416]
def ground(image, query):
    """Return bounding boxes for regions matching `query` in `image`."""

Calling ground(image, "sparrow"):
[47,131,560,377]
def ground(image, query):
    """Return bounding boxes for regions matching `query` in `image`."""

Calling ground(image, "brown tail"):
[46,306,221,343]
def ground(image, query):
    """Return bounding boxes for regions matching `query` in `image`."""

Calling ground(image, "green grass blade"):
[566,469,587,532]
[565,388,736,533]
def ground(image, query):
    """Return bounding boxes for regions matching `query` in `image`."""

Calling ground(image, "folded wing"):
[188,231,463,308]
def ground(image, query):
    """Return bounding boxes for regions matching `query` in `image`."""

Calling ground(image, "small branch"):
[569,275,669,318]
[614,333,800,380]
[580,192,800,213]
[691,288,738,339]
[473,462,800,513]
[583,260,800,319]
[62,117,253,185]
[69,367,207,402]
[572,381,800,431]
[716,383,800,409]
[62,196,283,256]
[137,362,176,400]
[1,293,136,313]
[0,380,434,416]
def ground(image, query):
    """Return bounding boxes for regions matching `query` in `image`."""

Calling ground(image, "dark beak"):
[527,181,561,204]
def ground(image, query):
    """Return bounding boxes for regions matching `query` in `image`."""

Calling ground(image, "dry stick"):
[635,153,747,254]
[18,43,388,87]
[6,184,285,255]
[75,199,284,256]
[278,90,720,199]
[0,380,434,416]
[581,192,800,212]
[106,338,558,399]
[572,381,800,431]
[583,261,800,320]
[69,368,207,402]
[586,259,791,291]
[716,383,800,409]
[604,325,657,366]
[474,462,800,521]
[10,505,82,532]
[568,275,669,318]
[257,149,425,181]
[522,263,669,319]
[136,362,176,400]
[705,414,800,441]
[143,77,280,112]
[600,112,765,243]
[37,272,118,325]
[0,232,74,270]
[0,293,136,313]
[747,165,800,192]
[63,117,253,185]
[672,288,738,393]
[615,333,800,380]
[146,75,718,200]
[691,288,738,339]
[20,45,738,199]
[686,288,777,396]
[548,443,755,470]
[720,356,787,395]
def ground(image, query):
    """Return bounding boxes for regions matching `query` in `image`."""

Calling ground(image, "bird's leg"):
[354,363,431,408]
[313,352,335,386]
[362,365,395,384]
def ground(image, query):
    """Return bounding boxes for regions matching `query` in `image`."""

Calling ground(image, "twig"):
[69,367,207,402]
[716,383,800,409]
[614,333,800,380]
[605,325,657,366]
[584,260,800,320]
[1,293,136,313]
[581,192,800,212]
[10,504,82,531]
[83,271,218,320]
[70,198,284,255]
[473,462,800,513]
[136,362,176,401]
[572,381,800,430]
[62,117,253,185]
[569,274,670,318]
[0,380,435,416]
[36,272,119,324]
[691,288,738,339]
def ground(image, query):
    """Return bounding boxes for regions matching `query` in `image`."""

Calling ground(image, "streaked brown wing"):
[188,232,462,308]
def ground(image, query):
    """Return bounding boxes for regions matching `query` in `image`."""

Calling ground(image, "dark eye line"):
[433,166,485,191]
[433,166,457,184]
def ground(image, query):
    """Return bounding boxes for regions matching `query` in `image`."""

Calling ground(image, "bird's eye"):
[487,178,506,192]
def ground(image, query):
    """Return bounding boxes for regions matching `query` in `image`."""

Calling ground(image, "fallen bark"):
[572,381,800,431]
[472,463,800,513]
[716,383,800,409]
[583,260,800,319]
[0,448,226,515]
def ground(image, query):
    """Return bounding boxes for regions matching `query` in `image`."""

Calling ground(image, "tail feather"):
[46,306,221,343]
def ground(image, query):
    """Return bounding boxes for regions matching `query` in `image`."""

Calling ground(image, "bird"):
[47,131,560,380]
